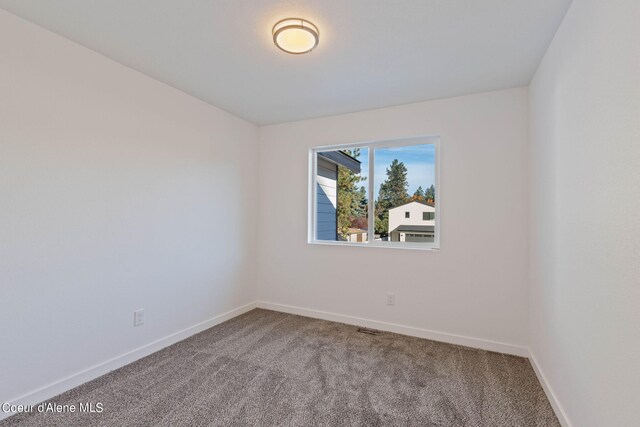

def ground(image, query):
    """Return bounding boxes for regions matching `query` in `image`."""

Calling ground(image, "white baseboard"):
[0,301,257,421]
[257,301,529,357]
[528,350,572,427]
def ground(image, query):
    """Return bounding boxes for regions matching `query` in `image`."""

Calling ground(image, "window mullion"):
[368,147,375,244]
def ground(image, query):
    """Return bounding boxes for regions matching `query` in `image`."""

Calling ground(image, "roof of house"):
[347,228,367,234]
[318,151,361,174]
[389,199,435,210]
[392,225,435,233]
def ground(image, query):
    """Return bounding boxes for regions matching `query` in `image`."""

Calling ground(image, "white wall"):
[258,87,530,352]
[0,9,258,406]
[529,1,640,425]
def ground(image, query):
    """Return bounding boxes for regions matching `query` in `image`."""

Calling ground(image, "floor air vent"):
[357,327,381,335]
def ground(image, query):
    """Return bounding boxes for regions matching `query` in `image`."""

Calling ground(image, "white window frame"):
[308,135,440,250]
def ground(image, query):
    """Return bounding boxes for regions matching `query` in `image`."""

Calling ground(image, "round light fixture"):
[272,18,319,54]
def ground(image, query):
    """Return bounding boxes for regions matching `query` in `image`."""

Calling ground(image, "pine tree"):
[374,211,389,236]
[375,159,409,236]
[413,186,425,200]
[354,185,368,218]
[336,149,366,240]
[378,159,409,209]
[425,184,436,203]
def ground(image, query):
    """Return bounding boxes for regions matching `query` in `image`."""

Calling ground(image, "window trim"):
[308,135,440,250]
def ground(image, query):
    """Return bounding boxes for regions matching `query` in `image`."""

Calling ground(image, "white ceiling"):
[0,0,571,125]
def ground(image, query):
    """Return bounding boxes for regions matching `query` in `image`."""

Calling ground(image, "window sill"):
[307,240,440,251]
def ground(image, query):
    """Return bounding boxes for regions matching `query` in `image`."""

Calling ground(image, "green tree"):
[425,184,436,202]
[354,185,368,218]
[375,159,409,236]
[378,159,409,209]
[374,211,389,235]
[337,150,366,240]
[413,186,425,199]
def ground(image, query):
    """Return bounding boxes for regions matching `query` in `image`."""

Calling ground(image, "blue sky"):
[354,144,435,201]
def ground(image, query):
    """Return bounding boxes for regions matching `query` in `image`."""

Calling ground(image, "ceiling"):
[0,0,572,125]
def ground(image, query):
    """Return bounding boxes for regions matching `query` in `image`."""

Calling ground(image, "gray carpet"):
[2,309,559,426]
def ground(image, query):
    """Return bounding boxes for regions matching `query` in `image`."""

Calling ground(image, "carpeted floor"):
[2,309,559,426]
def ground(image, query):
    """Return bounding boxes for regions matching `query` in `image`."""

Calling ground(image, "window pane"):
[373,144,436,244]
[315,148,368,242]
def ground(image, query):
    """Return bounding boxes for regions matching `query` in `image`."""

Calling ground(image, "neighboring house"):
[346,228,368,242]
[316,151,361,240]
[388,200,435,242]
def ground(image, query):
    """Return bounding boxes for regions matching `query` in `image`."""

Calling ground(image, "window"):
[313,148,368,243]
[423,212,434,221]
[309,136,439,249]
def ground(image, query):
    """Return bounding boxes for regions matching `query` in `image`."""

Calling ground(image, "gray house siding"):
[316,157,337,240]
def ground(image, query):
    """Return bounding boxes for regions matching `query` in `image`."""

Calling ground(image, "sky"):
[352,144,435,202]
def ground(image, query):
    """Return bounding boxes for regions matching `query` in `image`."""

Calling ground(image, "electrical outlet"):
[386,292,396,306]
[133,309,144,327]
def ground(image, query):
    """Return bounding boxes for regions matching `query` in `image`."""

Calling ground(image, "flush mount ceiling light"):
[272,18,319,54]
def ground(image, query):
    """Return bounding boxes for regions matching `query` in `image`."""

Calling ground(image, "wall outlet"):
[386,292,396,306]
[133,309,144,327]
